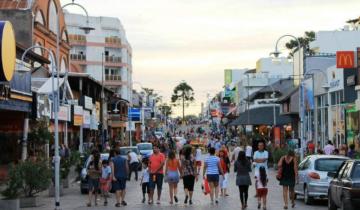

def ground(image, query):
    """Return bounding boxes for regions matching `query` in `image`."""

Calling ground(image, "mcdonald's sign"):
[336,51,355,68]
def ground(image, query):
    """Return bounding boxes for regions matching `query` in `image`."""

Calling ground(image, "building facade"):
[64,12,132,102]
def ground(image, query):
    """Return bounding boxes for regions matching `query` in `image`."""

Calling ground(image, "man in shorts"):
[148,145,166,204]
[111,149,129,207]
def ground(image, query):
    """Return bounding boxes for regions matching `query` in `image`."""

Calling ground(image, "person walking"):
[256,166,268,210]
[87,151,101,207]
[245,142,253,162]
[100,159,111,206]
[203,147,224,205]
[195,145,202,174]
[253,141,268,197]
[127,150,140,181]
[234,151,252,210]
[219,149,230,197]
[140,161,150,203]
[278,150,298,209]
[148,145,166,204]
[165,150,182,204]
[181,146,197,205]
[111,149,129,207]
[324,140,335,155]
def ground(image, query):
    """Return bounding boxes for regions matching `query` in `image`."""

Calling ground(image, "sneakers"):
[184,195,188,204]
[174,196,178,203]
[142,198,146,203]
[121,201,127,206]
[189,200,193,205]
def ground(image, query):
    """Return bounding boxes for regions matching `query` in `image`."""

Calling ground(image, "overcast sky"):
[62,0,360,116]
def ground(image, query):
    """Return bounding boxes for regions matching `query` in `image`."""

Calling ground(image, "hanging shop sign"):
[347,75,356,86]
[83,95,93,110]
[73,105,83,126]
[56,105,71,122]
[83,110,91,128]
[327,66,344,92]
[0,21,16,82]
[336,51,355,69]
[90,106,98,130]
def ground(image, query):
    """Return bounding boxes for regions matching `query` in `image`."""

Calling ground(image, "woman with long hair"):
[165,150,182,204]
[219,149,230,196]
[181,146,197,205]
[87,150,101,207]
[256,166,268,210]
[278,150,298,209]
[234,151,252,209]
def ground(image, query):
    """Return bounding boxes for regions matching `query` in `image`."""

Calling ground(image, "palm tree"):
[171,81,195,122]
[285,31,315,56]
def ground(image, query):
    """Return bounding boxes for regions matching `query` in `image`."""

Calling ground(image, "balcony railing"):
[105,56,122,63]
[70,54,86,61]
[69,34,86,42]
[105,37,121,45]
[105,75,121,81]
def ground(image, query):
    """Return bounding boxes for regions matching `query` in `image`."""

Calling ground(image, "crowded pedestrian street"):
[2,1,360,210]
[25,156,327,210]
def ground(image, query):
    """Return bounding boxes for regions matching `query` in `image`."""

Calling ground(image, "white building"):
[256,57,293,78]
[64,12,133,101]
[310,27,360,53]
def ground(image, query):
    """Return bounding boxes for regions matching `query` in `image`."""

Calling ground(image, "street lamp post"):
[54,1,93,209]
[271,34,303,158]
[20,45,58,207]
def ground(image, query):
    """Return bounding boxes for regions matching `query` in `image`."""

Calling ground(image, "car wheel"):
[328,192,337,210]
[304,186,313,205]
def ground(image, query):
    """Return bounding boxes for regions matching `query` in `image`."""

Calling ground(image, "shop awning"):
[36,77,74,99]
[228,106,293,126]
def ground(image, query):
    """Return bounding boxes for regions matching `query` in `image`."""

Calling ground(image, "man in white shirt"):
[245,144,253,162]
[231,144,242,162]
[253,141,269,174]
[324,140,335,155]
[127,151,140,181]
[195,145,202,174]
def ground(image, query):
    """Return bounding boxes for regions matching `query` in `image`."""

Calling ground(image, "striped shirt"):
[205,156,220,175]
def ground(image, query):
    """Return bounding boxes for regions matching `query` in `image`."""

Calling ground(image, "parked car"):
[328,159,360,210]
[80,153,109,194]
[294,155,349,204]
[137,143,153,158]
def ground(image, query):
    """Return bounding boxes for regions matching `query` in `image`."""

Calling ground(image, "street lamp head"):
[80,26,95,34]
[270,50,281,58]
[322,84,330,90]
[113,108,119,113]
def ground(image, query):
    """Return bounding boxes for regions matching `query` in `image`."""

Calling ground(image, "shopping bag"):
[201,179,211,195]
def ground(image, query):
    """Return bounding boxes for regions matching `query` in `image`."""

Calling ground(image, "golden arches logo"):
[336,51,355,68]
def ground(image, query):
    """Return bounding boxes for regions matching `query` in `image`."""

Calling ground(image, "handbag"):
[202,179,210,195]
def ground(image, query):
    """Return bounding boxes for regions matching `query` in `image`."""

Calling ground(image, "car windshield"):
[120,148,138,155]
[138,144,152,150]
[352,164,360,179]
[315,158,346,172]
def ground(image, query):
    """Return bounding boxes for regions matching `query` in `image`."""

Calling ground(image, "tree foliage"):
[141,87,162,106]
[171,81,195,121]
[285,31,316,56]
[159,103,172,117]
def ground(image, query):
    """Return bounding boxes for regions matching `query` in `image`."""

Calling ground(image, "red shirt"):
[149,152,166,174]
[220,158,228,173]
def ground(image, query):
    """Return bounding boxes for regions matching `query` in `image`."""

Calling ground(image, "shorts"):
[183,175,195,191]
[88,178,100,191]
[207,174,219,183]
[196,161,202,166]
[256,188,268,197]
[149,174,164,190]
[142,182,150,194]
[112,178,127,191]
[166,171,180,183]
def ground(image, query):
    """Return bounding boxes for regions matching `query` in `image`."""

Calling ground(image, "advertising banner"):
[83,110,91,128]
[56,105,70,122]
[303,78,314,110]
[327,66,344,93]
[73,105,83,126]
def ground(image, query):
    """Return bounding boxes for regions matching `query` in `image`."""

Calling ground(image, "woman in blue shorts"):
[203,147,223,204]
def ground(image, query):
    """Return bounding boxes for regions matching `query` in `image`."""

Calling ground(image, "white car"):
[137,143,153,158]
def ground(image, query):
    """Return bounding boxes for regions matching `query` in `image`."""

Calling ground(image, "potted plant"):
[18,160,52,208]
[0,164,22,210]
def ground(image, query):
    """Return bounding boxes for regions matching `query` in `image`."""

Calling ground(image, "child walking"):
[100,159,111,206]
[140,161,150,203]
[256,166,268,210]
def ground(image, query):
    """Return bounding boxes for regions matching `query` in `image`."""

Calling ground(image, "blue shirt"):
[214,141,222,152]
[205,155,220,175]
[112,156,127,179]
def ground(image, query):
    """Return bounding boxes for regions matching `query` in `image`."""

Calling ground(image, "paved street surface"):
[24,167,327,210]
